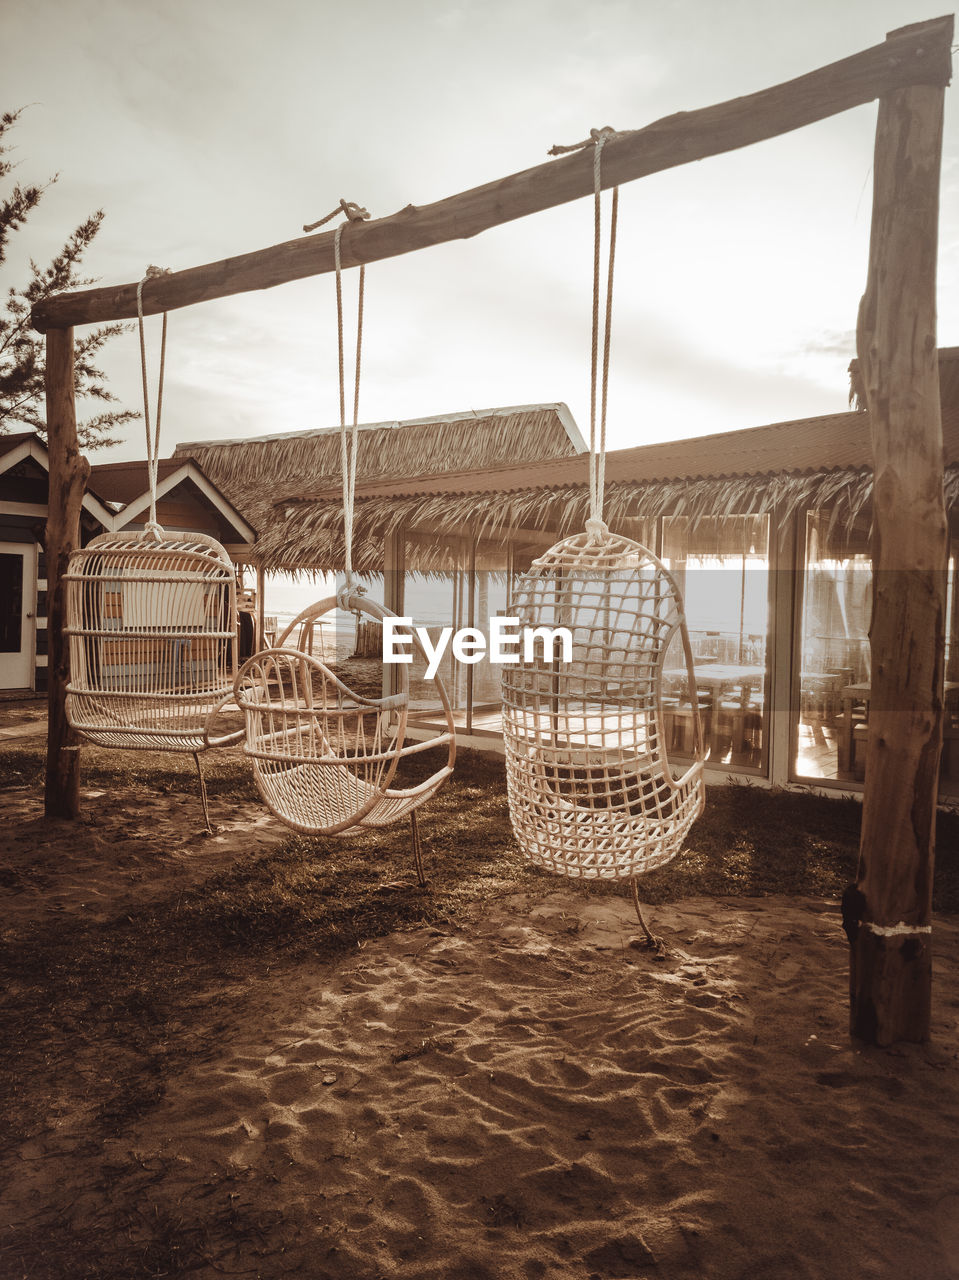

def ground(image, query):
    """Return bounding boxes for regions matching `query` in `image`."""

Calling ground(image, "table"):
[664,663,766,760]
[837,680,959,776]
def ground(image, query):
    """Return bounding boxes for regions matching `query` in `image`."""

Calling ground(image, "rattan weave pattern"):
[65,530,242,752]
[233,596,455,836]
[502,529,704,879]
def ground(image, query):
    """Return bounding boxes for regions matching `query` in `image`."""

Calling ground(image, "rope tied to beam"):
[136,265,173,539]
[550,127,621,543]
[547,124,626,157]
[303,199,371,234]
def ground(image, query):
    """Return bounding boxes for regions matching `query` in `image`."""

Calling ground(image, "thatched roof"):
[176,403,582,488]
[173,403,584,570]
[172,359,959,574]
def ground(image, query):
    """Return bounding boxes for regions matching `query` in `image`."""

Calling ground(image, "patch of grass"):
[0,741,259,799]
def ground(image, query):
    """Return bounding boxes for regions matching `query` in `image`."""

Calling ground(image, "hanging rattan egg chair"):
[63,268,243,830]
[501,128,706,943]
[234,594,456,840]
[234,212,456,879]
[65,528,242,753]
[502,528,704,880]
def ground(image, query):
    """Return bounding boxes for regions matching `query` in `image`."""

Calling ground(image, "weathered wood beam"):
[31,15,953,333]
[848,42,950,1041]
[44,328,89,819]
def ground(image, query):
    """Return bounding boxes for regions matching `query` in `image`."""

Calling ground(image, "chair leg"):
[193,751,213,835]
[410,809,426,888]
[630,878,665,955]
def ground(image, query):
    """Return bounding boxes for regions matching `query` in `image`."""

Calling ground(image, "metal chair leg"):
[193,751,213,834]
[630,878,664,954]
[410,809,426,888]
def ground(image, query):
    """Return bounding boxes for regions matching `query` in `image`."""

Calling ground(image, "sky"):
[3,0,958,467]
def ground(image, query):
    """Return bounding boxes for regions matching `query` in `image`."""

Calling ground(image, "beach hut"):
[0,432,115,694]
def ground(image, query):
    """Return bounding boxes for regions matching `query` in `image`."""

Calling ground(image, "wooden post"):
[44,328,90,818]
[255,562,266,648]
[849,22,951,1044]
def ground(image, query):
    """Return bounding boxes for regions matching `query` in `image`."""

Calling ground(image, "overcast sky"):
[3,0,957,465]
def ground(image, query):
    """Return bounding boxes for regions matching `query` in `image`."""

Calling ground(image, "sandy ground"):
[2,705,959,1278]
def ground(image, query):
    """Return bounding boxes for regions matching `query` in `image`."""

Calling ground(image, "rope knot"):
[144,520,165,542]
[336,580,366,612]
[585,517,609,545]
[589,126,619,148]
[303,198,371,234]
[547,125,621,158]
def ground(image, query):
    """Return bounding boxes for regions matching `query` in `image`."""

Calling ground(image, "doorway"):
[0,542,36,689]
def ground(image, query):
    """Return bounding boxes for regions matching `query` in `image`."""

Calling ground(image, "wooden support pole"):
[30,16,953,334]
[255,562,266,649]
[44,328,90,819]
[849,19,951,1044]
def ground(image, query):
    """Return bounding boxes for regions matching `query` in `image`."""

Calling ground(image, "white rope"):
[333,221,366,600]
[862,921,932,936]
[553,127,621,542]
[136,265,172,539]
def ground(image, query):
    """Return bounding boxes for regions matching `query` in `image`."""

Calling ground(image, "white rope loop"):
[588,127,619,539]
[136,265,172,538]
[332,213,367,598]
[550,127,621,543]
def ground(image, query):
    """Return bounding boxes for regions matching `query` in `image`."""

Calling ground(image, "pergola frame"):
[32,16,953,1045]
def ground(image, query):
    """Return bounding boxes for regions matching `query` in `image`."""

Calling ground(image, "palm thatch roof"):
[173,403,583,570]
[172,358,959,574]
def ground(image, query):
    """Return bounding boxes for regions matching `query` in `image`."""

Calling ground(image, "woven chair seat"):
[234,596,455,836]
[65,530,243,754]
[503,529,705,880]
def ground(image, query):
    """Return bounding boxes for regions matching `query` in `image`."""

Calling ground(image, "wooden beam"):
[848,36,950,1042]
[43,328,90,819]
[31,16,953,333]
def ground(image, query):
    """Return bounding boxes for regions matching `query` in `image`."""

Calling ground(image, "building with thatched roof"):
[175,359,959,802]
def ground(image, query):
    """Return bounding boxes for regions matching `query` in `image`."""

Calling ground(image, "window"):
[794,511,872,783]
[660,515,770,769]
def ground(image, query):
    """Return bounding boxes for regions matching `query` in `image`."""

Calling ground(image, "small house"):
[0,434,256,694]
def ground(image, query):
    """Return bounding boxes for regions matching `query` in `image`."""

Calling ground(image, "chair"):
[234,596,456,856]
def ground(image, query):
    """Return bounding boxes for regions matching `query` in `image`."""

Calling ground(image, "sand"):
[2,716,959,1278]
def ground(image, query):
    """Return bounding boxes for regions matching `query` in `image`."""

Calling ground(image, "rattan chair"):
[502,529,705,881]
[65,529,243,753]
[233,595,456,854]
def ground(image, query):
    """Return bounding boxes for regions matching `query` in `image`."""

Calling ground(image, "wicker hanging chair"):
[234,215,455,872]
[502,130,705,938]
[65,528,243,753]
[502,528,704,880]
[62,268,243,830]
[233,594,456,839]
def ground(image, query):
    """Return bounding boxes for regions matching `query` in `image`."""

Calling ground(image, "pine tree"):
[0,108,136,450]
